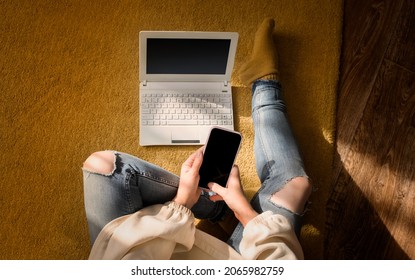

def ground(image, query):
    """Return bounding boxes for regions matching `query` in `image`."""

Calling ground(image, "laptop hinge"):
[142,80,147,86]
[221,81,229,92]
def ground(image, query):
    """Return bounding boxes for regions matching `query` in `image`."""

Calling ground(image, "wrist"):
[235,207,258,227]
[172,196,194,209]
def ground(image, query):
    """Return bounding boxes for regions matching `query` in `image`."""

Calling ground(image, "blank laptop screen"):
[146,38,231,75]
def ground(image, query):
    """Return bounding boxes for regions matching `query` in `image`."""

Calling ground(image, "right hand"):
[208,165,258,227]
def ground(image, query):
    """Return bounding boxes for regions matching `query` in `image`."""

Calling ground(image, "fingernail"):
[208,191,217,197]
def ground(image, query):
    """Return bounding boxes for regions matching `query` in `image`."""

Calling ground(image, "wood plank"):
[334,0,404,170]
[371,61,415,258]
[326,0,415,259]
[385,0,415,72]
[326,59,415,259]
[325,169,409,259]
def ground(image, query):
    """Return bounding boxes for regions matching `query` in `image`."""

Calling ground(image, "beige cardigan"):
[89,201,304,260]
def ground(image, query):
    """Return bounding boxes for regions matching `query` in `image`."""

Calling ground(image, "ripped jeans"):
[83,80,308,252]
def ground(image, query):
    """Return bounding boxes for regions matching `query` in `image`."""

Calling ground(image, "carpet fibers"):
[0,0,343,259]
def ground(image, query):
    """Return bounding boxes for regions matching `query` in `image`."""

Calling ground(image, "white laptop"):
[139,31,239,146]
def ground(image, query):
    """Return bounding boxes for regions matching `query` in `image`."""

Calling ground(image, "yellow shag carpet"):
[0,0,343,259]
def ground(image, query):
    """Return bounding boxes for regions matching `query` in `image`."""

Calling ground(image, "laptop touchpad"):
[171,128,201,144]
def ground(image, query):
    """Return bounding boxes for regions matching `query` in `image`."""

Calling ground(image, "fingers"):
[182,148,204,172]
[192,148,203,171]
[197,146,205,154]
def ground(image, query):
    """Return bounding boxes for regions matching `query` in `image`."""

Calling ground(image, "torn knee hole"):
[270,176,312,214]
[283,176,312,192]
[83,151,116,176]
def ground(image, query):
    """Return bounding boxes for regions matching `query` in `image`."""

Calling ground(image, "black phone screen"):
[199,128,241,188]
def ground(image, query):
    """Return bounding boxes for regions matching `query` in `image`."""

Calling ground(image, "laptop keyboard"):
[141,92,233,126]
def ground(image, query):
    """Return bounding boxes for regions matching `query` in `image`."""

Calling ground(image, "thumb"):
[208,182,225,196]
[227,165,240,185]
[229,165,240,177]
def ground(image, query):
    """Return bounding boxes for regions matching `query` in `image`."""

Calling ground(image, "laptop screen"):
[146,39,231,75]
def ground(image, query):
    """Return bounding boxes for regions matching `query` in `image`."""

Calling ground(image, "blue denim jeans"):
[227,80,308,250]
[83,153,228,244]
[83,80,308,251]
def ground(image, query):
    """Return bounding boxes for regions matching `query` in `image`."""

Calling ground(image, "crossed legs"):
[83,18,312,250]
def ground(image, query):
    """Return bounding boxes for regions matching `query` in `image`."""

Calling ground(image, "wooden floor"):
[326,0,415,259]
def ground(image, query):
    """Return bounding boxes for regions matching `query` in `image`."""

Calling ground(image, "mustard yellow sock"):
[238,18,279,85]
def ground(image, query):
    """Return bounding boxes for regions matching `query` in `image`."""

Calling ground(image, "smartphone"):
[199,127,242,188]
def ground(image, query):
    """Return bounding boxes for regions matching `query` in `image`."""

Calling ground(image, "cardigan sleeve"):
[239,211,304,260]
[89,201,196,260]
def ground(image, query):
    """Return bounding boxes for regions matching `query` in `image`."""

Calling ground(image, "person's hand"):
[173,147,204,209]
[208,165,258,226]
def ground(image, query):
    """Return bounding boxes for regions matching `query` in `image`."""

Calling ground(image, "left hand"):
[173,147,204,209]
